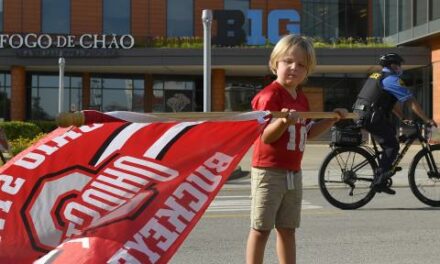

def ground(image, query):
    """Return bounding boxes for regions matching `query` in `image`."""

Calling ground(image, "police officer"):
[353,53,437,195]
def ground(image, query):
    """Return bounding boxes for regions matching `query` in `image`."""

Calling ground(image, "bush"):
[0,121,42,140]
[9,133,47,156]
[29,120,58,133]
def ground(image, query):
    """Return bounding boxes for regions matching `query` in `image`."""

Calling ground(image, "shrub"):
[0,121,42,140]
[29,120,58,133]
[9,133,47,156]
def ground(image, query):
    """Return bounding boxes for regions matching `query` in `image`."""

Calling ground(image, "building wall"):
[431,42,440,123]
[71,0,103,34]
[1,0,438,122]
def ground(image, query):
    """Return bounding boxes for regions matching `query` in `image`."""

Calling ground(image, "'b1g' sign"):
[213,9,300,46]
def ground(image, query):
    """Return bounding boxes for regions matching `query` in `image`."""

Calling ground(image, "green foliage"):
[9,133,46,156]
[29,120,58,133]
[143,36,204,48]
[0,121,42,140]
[138,36,394,49]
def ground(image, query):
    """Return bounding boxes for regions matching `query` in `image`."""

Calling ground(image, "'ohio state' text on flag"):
[0,111,266,264]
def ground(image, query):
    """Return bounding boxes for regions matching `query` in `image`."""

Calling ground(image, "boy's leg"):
[246,228,271,264]
[276,228,296,264]
[248,167,285,263]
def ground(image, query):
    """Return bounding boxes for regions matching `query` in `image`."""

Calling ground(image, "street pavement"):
[229,142,424,189]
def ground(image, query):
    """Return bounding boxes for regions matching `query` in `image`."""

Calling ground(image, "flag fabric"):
[0,111,267,264]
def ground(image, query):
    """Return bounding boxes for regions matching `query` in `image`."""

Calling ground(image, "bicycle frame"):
[368,122,440,177]
[321,122,440,209]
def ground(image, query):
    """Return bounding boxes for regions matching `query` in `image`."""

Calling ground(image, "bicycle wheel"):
[319,146,377,209]
[408,144,440,207]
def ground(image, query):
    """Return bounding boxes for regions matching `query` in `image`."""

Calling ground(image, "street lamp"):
[202,9,212,112]
[58,56,65,113]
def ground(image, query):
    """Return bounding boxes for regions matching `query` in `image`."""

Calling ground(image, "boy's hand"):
[281,108,299,125]
[333,108,348,122]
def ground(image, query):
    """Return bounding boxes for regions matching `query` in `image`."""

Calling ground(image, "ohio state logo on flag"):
[0,112,265,263]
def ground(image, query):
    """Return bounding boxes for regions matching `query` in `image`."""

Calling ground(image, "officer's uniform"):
[353,68,413,176]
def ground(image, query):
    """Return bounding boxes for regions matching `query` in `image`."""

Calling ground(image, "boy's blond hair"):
[269,34,316,76]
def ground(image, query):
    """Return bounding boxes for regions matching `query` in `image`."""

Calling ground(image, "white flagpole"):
[58,56,66,113]
[202,10,213,112]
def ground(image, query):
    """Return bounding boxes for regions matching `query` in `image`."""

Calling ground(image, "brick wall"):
[194,0,223,37]
[149,0,166,36]
[3,0,22,32]
[303,87,324,112]
[132,0,148,39]
[23,0,41,33]
[71,0,103,34]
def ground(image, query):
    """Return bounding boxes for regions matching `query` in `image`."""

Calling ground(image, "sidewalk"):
[232,143,424,188]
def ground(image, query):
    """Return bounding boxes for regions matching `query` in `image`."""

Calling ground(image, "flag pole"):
[202,9,213,112]
[56,111,358,127]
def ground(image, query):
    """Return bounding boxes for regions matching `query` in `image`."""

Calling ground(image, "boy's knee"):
[251,228,271,239]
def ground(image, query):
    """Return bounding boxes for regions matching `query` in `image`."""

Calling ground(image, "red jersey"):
[251,81,310,171]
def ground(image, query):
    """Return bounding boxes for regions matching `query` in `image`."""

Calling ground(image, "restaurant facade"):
[0,0,437,122]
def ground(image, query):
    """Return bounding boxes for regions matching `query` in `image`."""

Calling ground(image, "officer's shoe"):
[374,184,396,195]
[373,170,394,186]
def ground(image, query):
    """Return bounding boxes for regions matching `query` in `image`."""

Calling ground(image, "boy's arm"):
[307,108,348,139]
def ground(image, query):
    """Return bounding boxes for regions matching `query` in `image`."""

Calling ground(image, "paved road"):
[171,187,440,264]
[170,144,439,264]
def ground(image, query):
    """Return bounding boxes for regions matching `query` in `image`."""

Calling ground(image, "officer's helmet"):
[378,53,404,67]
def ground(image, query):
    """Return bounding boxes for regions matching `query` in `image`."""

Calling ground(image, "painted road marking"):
[207,195,322,212]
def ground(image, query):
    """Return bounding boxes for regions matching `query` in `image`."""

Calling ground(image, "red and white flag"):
[0,111,267,264]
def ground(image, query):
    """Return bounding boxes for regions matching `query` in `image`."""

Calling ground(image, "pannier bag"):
[331,126,363,146]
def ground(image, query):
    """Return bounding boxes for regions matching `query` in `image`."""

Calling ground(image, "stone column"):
[10,66,26,121]
[144,74,153,112]
[212,69,226,112]
[82,72,90,110]
[432,45,440,123]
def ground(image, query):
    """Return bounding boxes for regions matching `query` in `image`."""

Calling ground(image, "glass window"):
[372,0,385,37]
[301,0,340,40]
[384,0,398,35]
[42,0,70,34]
[167,0,193,37]
[0,0,3,32]
[414,0,428,26]
[431,0,440,20]
[399,0,412,31]
[153,79,195,112]
[0,73,11,120]
[30,74,82,120]
[224,0,249,35]
[90,76,144,112]
[225,77,265,111]
[306,75,366,111]
[103,0,131,35]
[338,0,368,38]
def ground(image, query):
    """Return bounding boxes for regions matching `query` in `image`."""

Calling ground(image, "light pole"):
[202,9,212,112]
[58,56,65,113]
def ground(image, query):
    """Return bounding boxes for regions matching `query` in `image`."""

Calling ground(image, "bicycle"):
[318,120,440,209]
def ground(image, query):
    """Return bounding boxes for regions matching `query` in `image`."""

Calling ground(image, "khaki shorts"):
[250,167,303,230]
